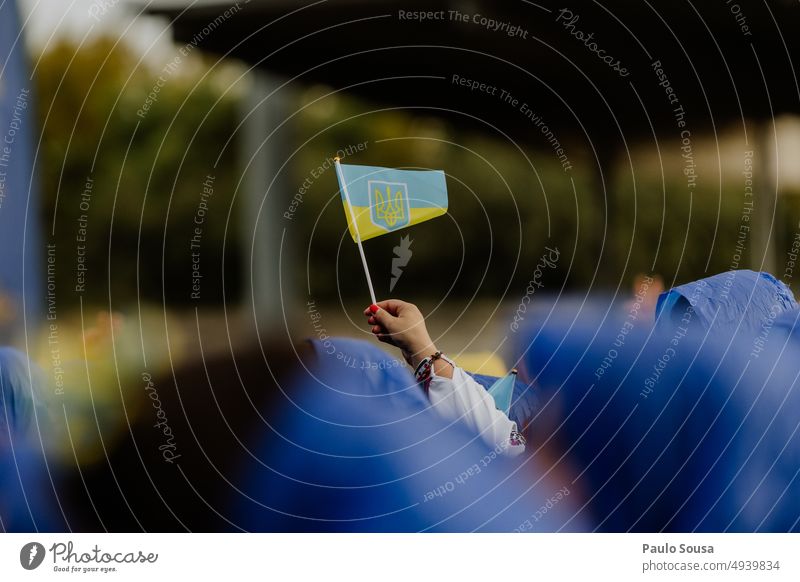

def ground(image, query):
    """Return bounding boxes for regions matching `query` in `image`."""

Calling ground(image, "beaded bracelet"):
[414,351,455,392]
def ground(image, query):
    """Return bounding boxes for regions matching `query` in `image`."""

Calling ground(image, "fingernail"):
[369,304,379,313]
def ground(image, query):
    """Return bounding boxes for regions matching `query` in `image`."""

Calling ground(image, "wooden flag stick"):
[335,157,377,305]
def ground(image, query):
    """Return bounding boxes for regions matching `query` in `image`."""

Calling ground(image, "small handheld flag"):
[334,159,448,304]
[487,369,517,415]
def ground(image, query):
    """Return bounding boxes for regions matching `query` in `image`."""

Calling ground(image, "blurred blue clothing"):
[306,337,429,411]
[517,305,800,532]
[230,339,580,532]
[0,347,44,436]
[0,441,64,532]
[0,348,62,532]
[309,337,539,428]
[772,308,800,340]
[656,270,797,334]
[0,0,43,338]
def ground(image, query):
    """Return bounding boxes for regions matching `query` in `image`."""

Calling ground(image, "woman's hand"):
[363,299,437,369]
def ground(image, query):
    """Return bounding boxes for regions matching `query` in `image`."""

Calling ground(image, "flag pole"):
[335,157,377,305]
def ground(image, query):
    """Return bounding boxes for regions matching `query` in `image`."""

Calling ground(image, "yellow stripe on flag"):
[342,203,447,242]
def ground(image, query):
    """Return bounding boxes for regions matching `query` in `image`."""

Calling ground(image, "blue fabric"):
[0,441,64,532]
[517,306,800,532]
[230,338,581,532]
[772,308,800,340]
[0,348,62,532]
[0,0,43,335]
[308,337,429,411]
[309,338,540,429]
[0,347,44,436]
[655,270,797,335]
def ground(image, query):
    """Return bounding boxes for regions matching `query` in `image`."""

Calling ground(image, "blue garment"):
[230,339,580,531]
[310,337,539,429]
[0,441,64,532]
[307,337,429,411]
[516,306,800,532]
[656,270,797,334]
[0,347,44,435]
[0,348,62,532]
[0,0,43,336]
[772,308,800,340]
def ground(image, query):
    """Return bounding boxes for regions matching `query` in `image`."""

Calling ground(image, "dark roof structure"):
[144,0,800,149]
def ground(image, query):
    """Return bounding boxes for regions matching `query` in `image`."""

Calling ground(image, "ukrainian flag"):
[335,162,448,242]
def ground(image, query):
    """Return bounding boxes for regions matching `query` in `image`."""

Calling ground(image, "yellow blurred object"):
[450,351,507,376]
[34,306,192,466]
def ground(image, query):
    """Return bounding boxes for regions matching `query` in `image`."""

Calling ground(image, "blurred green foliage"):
[36,37,242,310]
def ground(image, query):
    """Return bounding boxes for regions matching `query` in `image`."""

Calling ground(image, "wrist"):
[413,350,455,385]
[408,341,437,369]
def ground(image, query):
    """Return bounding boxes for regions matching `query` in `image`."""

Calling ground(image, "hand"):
[363,299,437,369]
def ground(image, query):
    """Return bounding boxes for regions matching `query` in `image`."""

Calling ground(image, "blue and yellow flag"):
[487,370,517,416]
[335,162,448,242]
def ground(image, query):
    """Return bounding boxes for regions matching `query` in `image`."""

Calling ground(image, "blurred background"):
[2,0,800,523]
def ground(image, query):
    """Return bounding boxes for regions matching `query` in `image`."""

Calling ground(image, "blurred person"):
[54,338,309,531]
[516,270,800,532]
[0,347,64,531]
[232,337,579,532]
[625,273,664,321]
[364,300,525,456]
[55,335,580,532]
[655,270,796,334]
[0,346,46,437]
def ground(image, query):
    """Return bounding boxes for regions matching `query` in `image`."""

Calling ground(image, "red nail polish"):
[369,304,379,313]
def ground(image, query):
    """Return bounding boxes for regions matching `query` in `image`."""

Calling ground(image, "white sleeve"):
[427,365,525,457]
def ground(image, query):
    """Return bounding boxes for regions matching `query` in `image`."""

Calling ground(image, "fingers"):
[374,299,407,316]
[363,311,380,324]
[363,300,414,349]
[363,305,384,317]
[364,304,398,326]
[371,307,391,326]
[364,299,411,316]
[363,303,384,316]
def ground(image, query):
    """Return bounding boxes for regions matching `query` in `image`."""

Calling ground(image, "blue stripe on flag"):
[338,163,448,209]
